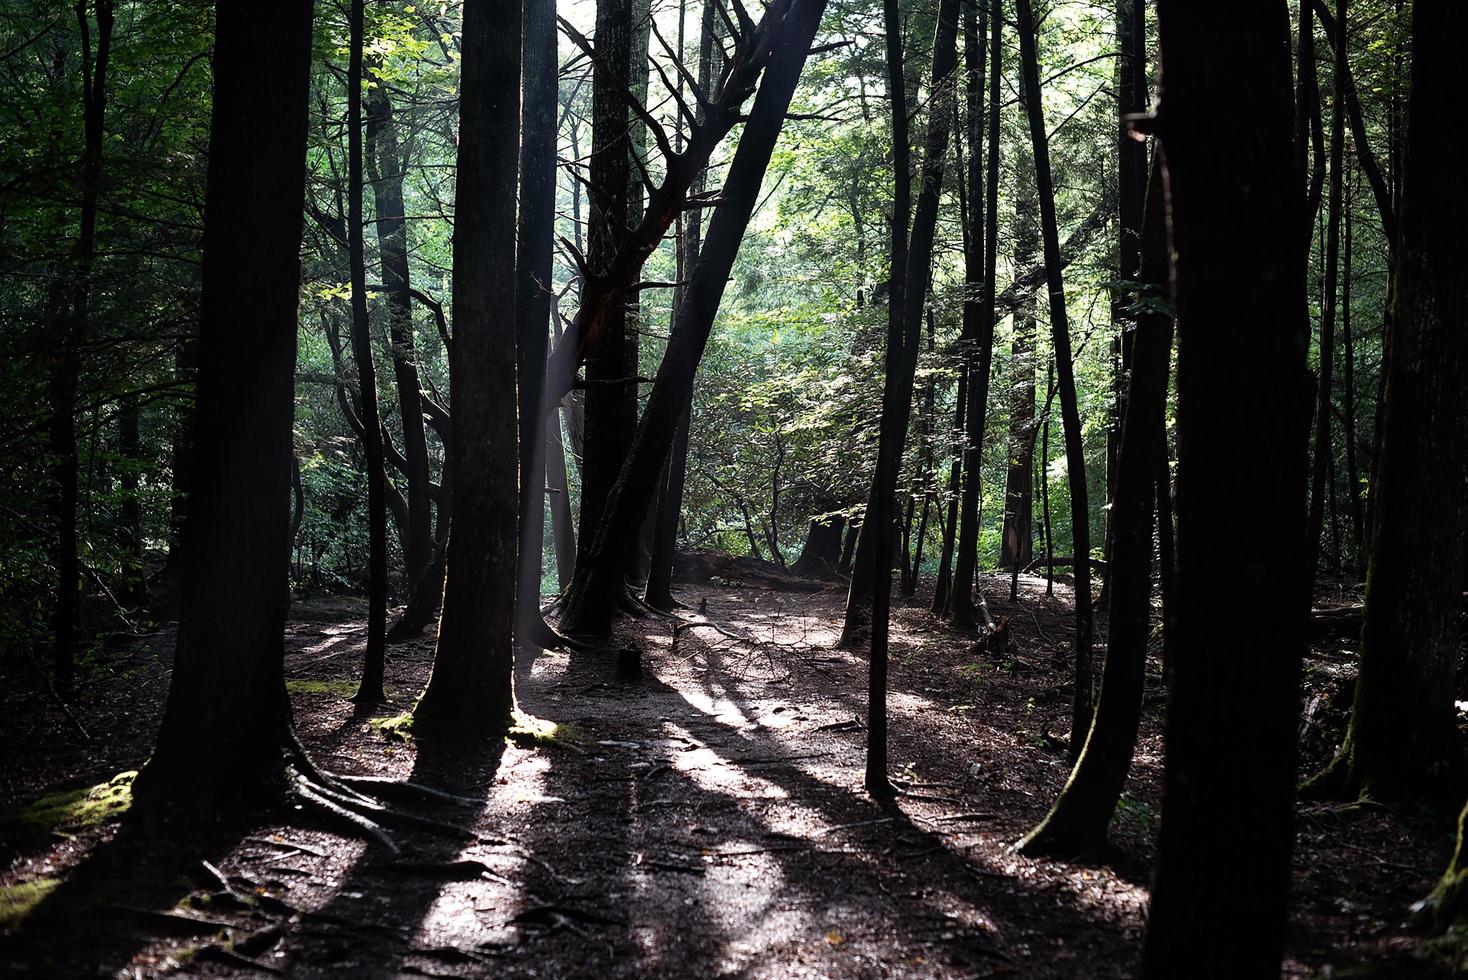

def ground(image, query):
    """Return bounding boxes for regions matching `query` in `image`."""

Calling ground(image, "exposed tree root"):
[333,775,481,809]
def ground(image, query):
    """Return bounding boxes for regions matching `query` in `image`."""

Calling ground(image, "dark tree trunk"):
[50,0,113,698]
[516,0,559,645]
[792,513,844,578]
[413,0,520,736]
[166,334,197,576]
[346,0,389,705]
[556,0,828,637]
[133,0,316,805]
[1018,153,1169,857]
[365,87,433,590]
[645,0,717,612]
[929,366,965,613]
[1017,0,1095,752]
[837,0,912,647]
[575,0,634,579]
[1306,0,1346,593]
[1420,798,1468,931]
[1140,2,1310,975]
[1001,199,1038,572]
[1305,0,1468,806]
[949,0,998,629]
[867,0,961,799]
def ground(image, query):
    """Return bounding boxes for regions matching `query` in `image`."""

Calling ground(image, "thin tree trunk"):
[346,0,389,705]
[413,0,521,736]
[1140,2,1310,974]
[929,366,964,613]
[1341,170,1363,577]
[546,409,577,591]
[1306,0,1346,594]
[1017,0,1094,753]
[117,391,146,608]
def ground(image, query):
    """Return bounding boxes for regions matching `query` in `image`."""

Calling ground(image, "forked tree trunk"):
[1016,0,1094,751]
[413,0,520,736]
[346,0,389,705]
[1140,2,1311,975]
[133,0,316,806]
[1305,0,1468,807]
[556,0,828,637]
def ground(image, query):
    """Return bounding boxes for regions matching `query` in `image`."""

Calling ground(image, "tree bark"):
[413,0,521,736]
[1140,2,1311,975]
[1305,0,1468,806]
[133,0,316,805]
[1016,0,1095,752]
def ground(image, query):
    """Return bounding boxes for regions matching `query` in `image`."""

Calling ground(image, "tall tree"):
[867,0,962,796]
[365,84,434,591]
[49,0,112,698]
[556,0,828,637]
[1140,1,1310,975]
[949,0,999,628]
[1016,0,1094,750]
[1306,0,1347,585]
[132,0,318,806]
[1018,154,1169,857]
[412,0,521,736]
[346,0,389,705]
[1305,0,1467,806]
[516,0,560,646]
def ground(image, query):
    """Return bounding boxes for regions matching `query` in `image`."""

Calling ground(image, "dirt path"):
[0,574,1451,977]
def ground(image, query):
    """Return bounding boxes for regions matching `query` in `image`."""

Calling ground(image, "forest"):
[0,0,1465,976]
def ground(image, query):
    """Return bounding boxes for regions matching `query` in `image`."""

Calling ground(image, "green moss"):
[507,711,583,749]
[285,679,364,698]
[11,771,136,837]
[0,878,59,930]
[371,711,416,740]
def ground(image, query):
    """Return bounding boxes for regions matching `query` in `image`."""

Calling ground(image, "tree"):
[556,0,829,638]
[1305,0,1467,807]
[346,0,389,705]
[49,0,112,698]
[1016,0,1094,751]
[1018,154,1170,856]
[412,0,521,736]
[1140,1,1310,975]
[949,0,999,629]
[133,0,320,807]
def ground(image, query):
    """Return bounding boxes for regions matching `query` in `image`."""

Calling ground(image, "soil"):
[0,569,1456,978]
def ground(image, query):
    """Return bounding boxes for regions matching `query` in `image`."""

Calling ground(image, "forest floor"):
[0,567,1459,978]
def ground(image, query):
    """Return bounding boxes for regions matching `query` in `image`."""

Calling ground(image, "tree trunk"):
[1419,798,1468,932]
[1001,161,1039,573]
[1305,0,1468,806]
[546,409,577,591]
[346,0,389,705]
[117,391,146,608]
[1139,3,1311,975]
[575,0,635,580]
[49,0,113,698]
[1306,0,1346,594]
[365,86,433,590]
[413,0,520,736]
[837,0,912,647]
[1016,0,1094,752]
[1018,152,1169,857]
[949,0,998,629]
[867,0,961,799]
[1341,171,1363,576]
[516,0,559,645]
[929,367,965,613]
[133,0,316,806]
[555,0,828,637]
